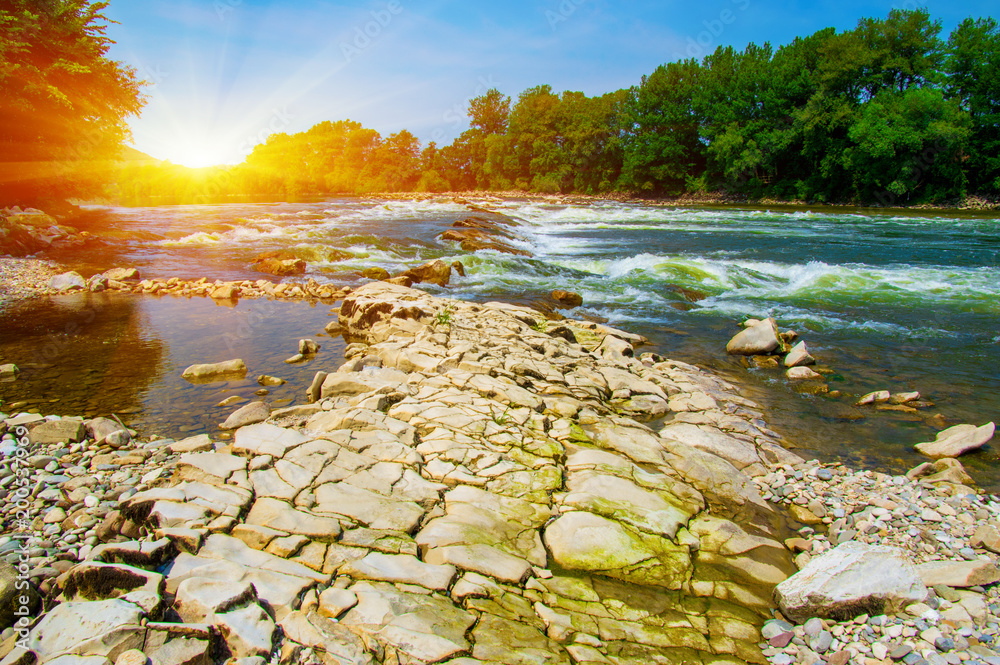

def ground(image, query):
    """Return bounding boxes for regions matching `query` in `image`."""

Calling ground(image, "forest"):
[4,4,997,207]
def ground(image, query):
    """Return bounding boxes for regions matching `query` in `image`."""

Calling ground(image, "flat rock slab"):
[28,418,86,444]
[233,422,310,457]
[543,510,690,589]
[313,483,425,532]
[177,452,247,480]
[29,599,145,660]
[246,497,342,541]
[915,422,995,458]
[340,552,457,591]
[341,581,475,663]
[774,541,927,623]
[915,560,1000,588]
[424,544,533,584]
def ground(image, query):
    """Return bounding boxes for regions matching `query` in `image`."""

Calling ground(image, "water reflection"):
[0,293,345,439]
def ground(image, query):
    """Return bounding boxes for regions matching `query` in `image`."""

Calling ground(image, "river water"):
[2,198,998,490]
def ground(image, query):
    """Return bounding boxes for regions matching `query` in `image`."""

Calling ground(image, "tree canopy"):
[0,0,146,206]
[114,8,997,206]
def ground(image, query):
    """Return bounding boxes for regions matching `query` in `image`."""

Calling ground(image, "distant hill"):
[120,146,161,163]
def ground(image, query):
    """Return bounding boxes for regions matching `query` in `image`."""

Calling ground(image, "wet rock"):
[399,259,452,287]
[786,366,823,381]
[220,402,270,430]
[181,359,248,383]
[551,289,583,308]
[726,318,781,356]
[914,422,995,458]
[361,267,390,280]
[256,375,285,387]
[784,341,816,367]
[209,284,238,300]
[856,390,891,406]
[298,339,320,355]
[251,250,306,276]
[0,363,19,381]
[775,541,927,623]
[102,267,140,282]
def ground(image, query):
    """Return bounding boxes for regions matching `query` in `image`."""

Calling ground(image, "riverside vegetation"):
[2,4,999,209]
[0,280,997,665]
[110,10,1000,207]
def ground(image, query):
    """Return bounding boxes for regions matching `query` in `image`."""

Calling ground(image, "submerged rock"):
[181,359,248,382]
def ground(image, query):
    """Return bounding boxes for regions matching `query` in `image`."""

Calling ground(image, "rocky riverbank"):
[0,259,61,313]
[0,281,997,665]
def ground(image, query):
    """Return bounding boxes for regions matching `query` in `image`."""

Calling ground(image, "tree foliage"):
[0,0,146,206]
[114,8,996,206]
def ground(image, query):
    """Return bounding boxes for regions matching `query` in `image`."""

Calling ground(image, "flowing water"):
[2,198,998,489]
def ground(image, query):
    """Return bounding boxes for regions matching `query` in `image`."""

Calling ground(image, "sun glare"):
[166,141,232,168]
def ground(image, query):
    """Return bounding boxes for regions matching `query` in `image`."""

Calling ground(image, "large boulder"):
[338,282,433,343]
[181,359,248,383]
[251,250,306,276]
[726,318,781,356]
[914,422,994,458]
[774,541,927,623]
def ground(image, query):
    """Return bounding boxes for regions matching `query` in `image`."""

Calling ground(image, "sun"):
[165,139,233,168]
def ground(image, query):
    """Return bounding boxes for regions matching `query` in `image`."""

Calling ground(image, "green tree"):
[620,60,705,195]
[946,17,1000,193]
[0,0,146,206]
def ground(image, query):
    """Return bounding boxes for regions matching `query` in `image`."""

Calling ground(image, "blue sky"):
[104,0,995,167]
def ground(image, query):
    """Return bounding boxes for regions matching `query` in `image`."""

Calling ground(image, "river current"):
[2,198,998,489]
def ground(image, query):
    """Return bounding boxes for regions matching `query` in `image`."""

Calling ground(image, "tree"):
[620,60,705,195]
[0,0,146,206]
[946,17,1000,193]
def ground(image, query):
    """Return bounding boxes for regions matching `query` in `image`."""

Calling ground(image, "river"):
[2,197,998,490]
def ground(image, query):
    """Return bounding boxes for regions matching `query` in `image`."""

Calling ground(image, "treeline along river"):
[1,198,998,489]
